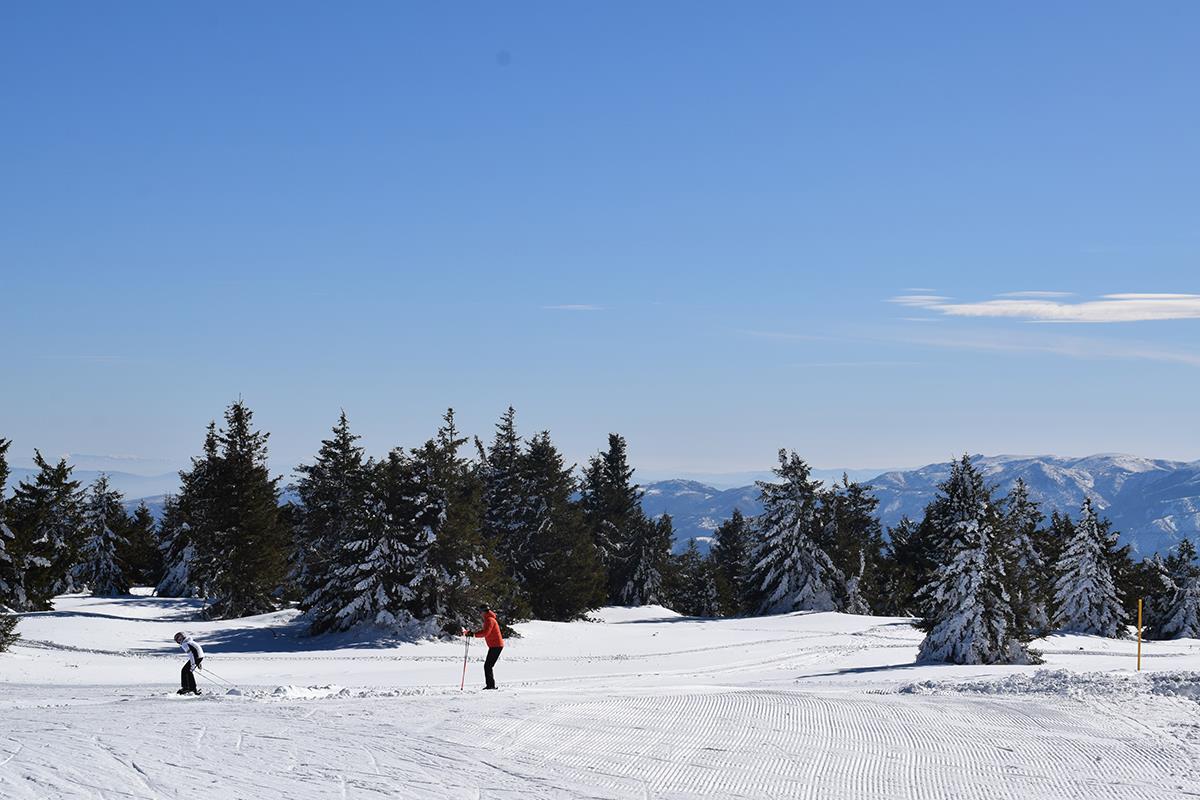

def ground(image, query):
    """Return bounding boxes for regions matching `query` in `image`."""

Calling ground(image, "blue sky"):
[2,2,1198,478]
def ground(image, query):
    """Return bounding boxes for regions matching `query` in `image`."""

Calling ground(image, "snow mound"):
[270,684,351,700]
[261,685,463,701]
[588,605,682,623]
[899,669,1200,703]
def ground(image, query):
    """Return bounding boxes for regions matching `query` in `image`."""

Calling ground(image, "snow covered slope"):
[2,594,1198,798]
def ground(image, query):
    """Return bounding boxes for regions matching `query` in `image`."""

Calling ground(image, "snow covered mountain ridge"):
[644,454,1200,557]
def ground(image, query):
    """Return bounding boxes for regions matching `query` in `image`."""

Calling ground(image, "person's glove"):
[195,664,202,671]
[461,628,470,636]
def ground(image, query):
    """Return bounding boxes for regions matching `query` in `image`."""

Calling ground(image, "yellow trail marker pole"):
[1137,598,1143,671]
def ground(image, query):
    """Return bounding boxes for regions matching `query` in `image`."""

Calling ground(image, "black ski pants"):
[181,658,202,692]
[483,646,503,689]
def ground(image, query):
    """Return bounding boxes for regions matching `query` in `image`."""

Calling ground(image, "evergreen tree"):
[0,438,24,611]
[917,456,1031,665]
[1159,539,1200,639]
[747,450,842,614]
[879,515,938,617]
[817,476,883,614]
[0,612,17,652]
[202,401,289,619]
[157,424,221,598]
[75,475,131,595]
[667,539,722,617]
[1041,511,1074,582]
[1140,554,1178,640]
[580,434,644,602]
[324,454,437,633]
[1102,518,1140,615]
[412,410,522,630]
[1052,498,1126,637]
[293,412,372,632]
[620,514,673,606]
[156,495,197,597]
[998,479,1050,636]
[710,509,752,616]
[121,502,162,587]
[480,408,527,586]
[9,451,84,608]
[519,431,604,620]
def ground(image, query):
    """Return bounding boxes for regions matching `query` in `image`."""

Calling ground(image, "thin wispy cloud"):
[996,291,1074,299]
[890,292,1200,323]
[792,361,924,368]
[542,304,604,312]
[901,330,1200,368]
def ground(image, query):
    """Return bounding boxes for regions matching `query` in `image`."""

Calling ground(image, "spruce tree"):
[75,475,131,595]
[203,401,289,619]
[668,539,721,617]
[1102,519,1140,615]
[324,455,436,633]
[747,450,843,614]
[9,451,84,608]
[711,508,752,616]
[817,477,883,614]
[157,424,221,598]
[293,412,372,632]
[121,502,162,587]
[879,515,938,617]
[999,479,1050,636]
[1052,498,1126,637]
[411,410,522,630]
[481,408,527,586]
[917,456,1031,665]
[580,434,644,602]
[0,612,17,652]
[156,495,197,596]
[1139,554,1177,639]
[0,438,24,610]
[620,514,673,606]
[1159,539,1200,639]
[519,431,604,620]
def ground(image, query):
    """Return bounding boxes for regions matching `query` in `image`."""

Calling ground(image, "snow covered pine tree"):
[8,451,84,608]
[0,438,26,611]
[1159,539,1200,639]
[75,475,131,596]
[1052,498,1126,638]
[917,456,1033,665]
[748,450,843,614]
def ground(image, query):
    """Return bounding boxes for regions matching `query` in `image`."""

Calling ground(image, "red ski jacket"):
[472,610,504,648]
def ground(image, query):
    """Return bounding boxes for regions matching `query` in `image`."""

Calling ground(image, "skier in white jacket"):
[174,632,204,695]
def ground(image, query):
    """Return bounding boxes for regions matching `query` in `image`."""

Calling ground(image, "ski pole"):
[460,632,470,691]
[198,667,239,691]
[196,670,229,691]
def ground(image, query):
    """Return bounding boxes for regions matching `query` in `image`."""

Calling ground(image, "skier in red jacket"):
[463,605,504,690]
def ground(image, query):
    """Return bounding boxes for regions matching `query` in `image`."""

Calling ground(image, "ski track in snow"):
[1,596,1198,799]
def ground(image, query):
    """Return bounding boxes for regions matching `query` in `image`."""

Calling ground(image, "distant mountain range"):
[642,454,1200,557]
[7,468,181,502]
